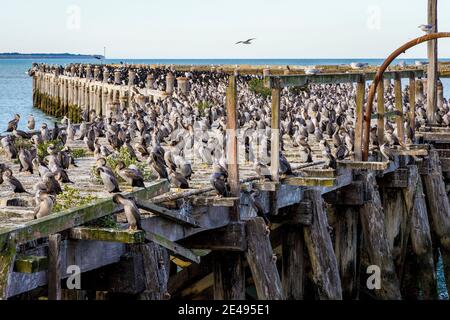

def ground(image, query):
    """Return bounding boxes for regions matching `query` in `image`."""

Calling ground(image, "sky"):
[0,0,449,59]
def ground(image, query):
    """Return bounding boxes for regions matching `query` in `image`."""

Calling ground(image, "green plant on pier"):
[195,101,211,118]
[37,140,62,160]
[248,78,272,99]
[71,148,87,159]
[53,185,98,213]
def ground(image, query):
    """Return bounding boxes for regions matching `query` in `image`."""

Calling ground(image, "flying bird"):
[236,38,256,45]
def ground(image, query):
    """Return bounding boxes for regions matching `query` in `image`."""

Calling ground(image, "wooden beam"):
[137,201,200,228]
[14,256,48,274]
[0,180,169,247]
[394,73,405,144]
[338,160,388,171]
[0,238,16,300]
[282,176,336,187]
[48,234,62,300]
[69,227,145,244]
[427,0,438,124]
[267,70,425,88]
[382,168,409,188]
[355,76,365,160]
[179,222,247,252]
[323,181,366,206]
[145,231,200,264]
[246,217,284,300]
[377,80,385,147]
[191,197,238,207]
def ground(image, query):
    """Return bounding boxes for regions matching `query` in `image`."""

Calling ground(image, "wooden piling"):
[282,222,305,299]
[271,78,281,181]
[421,150,450,289]
[303,190,342,299]
[427,0,438,124]
[360,172,401,299]
[246,217,284,300]
[377,80,385,147]
[409,73,416,139]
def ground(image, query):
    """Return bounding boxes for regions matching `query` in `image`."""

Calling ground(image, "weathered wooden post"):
[409,73,416,139]
[146,74,155,89]
[85,65,92,81]
[271,78,281,181]
[303,190,342,299]
[426,0,438,124]
[93,66,100,81]
[377,79,385,147]
[128,69,136,86]
[394,73,405,144]
[421,150,450,289]
[416,79,425,101]
[437,79,444,109]
[166,72,175,95]
[213,75,246,300]
[114,70,121,85]
[354,75,365,160]
[360,172,401,299]
[103,69,110,83]
[48,234,62,300]
[0,238,16,300]
[177,77,189,94]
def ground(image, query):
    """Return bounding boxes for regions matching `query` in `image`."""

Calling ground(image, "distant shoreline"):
[0,53,104,59]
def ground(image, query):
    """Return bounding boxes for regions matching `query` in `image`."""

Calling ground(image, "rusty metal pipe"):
[362,32,450,161]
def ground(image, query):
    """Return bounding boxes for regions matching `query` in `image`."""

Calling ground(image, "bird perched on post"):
[33,191,55,219]
[112,194,142,230]
[210,163,229,197]
[418,24,433,33]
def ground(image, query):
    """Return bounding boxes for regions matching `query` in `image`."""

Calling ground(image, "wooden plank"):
[253,181,279,192]
[137,200,200,228]
[301,168,336,178]
[191,197,238,207]
[420,131,450,142]
[390,148,428,157]
[48,234,62,300]
[69,227,145,244]
[337,160,388,171]
[180,222,246,252]
[14,256,48,274]
[383,168,409,188]
[0,238,16,300]
[145,231,200,264]
[246,217,284,300]
[377,80,385,147]
[303,190,342,299]
[282,176,336,187]
[427,0,438,124]
[354,76,365,160]
[0,180,169,247]
[394,73,405,144]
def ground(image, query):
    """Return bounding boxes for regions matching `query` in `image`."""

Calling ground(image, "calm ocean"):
[0,58,448,298]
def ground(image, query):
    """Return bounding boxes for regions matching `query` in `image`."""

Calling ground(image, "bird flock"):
[1,64,449,228]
